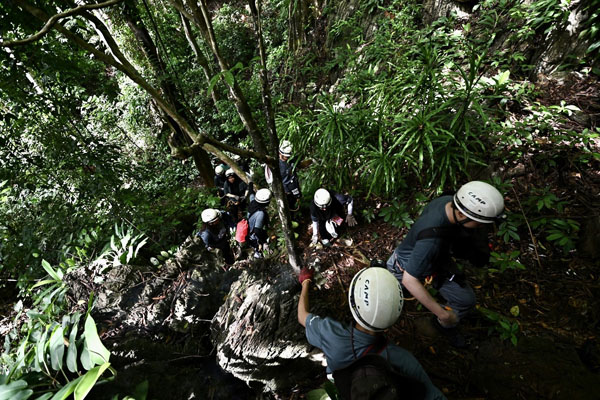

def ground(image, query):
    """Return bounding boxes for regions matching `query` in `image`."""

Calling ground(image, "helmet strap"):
[453,206,471,227]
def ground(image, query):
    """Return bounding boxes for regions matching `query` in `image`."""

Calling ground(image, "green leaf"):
[74,363,111,400]
[67,318,80,373]
[49,326,65,371]
[0,380,33,400]
[306,388,330,400]
[132,380,149,400]
[84,316,110,366]
[50,376,83,400]
[80,341,92,371]
[109,235,117,252]
[36,327,49,370]
[31,279,58,290]
[207,74,220,96]
[41,260,61,282]
[223,71,234,87]
[34,394,53,400]
[546,233,563,241]
[496,70,510,86]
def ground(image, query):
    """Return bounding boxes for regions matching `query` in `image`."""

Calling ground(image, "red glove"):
[299,267,314,284]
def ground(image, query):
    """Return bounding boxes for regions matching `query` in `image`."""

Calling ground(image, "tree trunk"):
[180,11,221,107]
[249,0,300,272]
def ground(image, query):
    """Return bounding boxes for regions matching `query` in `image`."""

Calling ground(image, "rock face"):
[69,237,240,336]
[211,265,325,393]
[421,0,595,76]
[67,237,253,399]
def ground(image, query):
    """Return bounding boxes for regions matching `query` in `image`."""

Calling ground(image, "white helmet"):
[225,169,235,177]
[313,188,331,209]
[454,181,504,223]
[201,208,220,224]
[255,188,272,204]
[215,165,225,176]
[349,268,403,332]
[279,140,293,157]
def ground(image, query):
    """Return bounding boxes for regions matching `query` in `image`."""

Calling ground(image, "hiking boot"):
[432,316,467,348]
[322,239,332,247]
[253,251,263,259]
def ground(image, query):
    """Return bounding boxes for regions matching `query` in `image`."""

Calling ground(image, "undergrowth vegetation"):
[0,0,598,396]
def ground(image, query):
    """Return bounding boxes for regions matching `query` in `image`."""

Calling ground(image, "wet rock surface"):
[211,264,325,393]
[67,237,254,399]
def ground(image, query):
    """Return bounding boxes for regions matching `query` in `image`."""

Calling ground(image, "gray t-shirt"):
[390,195,453,279]
[305,314,446,400]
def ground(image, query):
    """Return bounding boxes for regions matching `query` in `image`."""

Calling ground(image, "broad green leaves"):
[1,311,113,400]
[83,316,110,366]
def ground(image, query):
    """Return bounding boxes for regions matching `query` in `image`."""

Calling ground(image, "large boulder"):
[211,265,326,393]
[67,236,251,399]
[68,237,240,335]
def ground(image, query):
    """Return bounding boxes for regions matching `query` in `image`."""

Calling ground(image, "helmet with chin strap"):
[201,208,220,224]
[349,267,403,332]
[313,188,332,209]
[454,181,504,223]
[225,169,235,178]
[279,140,293,157]
[255,188,272,204]
[215,165,225,176]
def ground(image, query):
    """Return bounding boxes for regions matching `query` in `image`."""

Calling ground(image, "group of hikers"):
[198,140,358,260]
[198,140,506,400]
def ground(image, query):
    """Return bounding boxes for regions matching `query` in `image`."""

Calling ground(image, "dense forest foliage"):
[1,0,599,398]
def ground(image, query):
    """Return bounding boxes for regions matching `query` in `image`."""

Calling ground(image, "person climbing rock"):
[386,181,505,347]
[310,188,356,247]
[198,208,236,265]
[214,164,227,195]
[297,266,446,400]
[278,140,303,211]
[223,168,250,222]
[247,188,272,259]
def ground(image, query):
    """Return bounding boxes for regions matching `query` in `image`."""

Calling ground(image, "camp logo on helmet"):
[467,191,487,205]
[363,279,370,306]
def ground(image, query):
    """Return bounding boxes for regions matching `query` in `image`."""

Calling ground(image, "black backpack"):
[332,350,426,400]
[416,224,492,269]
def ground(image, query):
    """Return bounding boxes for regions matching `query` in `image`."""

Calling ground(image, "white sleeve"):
[347,198,354,215]
[312,221,319,236]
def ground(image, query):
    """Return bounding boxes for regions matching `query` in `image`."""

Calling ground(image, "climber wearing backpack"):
[247,188,272,259]
[310,188,357,247]
[278,140,302,211]
[297,266,446,400]
[386,181,505,348]
[197,208,236,265]
[223,169,250,222]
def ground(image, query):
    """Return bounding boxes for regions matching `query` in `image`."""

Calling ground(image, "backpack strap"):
[416,225,458,241]
[351,325,389,361]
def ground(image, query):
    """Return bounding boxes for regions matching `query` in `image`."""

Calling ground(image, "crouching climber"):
[198,208,235,265]
[386,181,505,347]
[223,169,250,221]
[297,266,446,400]
[247,188,272,259]
[310,188,356,246]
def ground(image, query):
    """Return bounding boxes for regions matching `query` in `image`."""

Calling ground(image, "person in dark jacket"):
[278,140,302,211]
[247,188,272,259]
[386,181,505,347]
[197,208,235,265]
[223,169,250,221]
[310,188,357,246]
